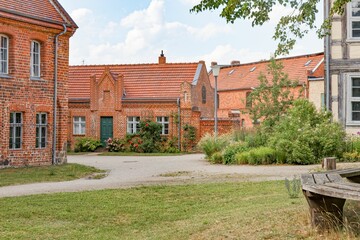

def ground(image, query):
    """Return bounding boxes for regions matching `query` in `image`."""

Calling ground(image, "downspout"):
[325,0,331,111]
[52,24,67,165]
[177,98,181,151]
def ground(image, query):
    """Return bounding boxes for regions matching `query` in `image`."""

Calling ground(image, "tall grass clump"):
[235,147,277,165]
[197,133,230,159]
[222,142,249,165]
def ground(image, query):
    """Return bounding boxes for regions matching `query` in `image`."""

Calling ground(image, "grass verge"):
[0,181,359,239]
[0,163,105,187]
[98,152,186,156]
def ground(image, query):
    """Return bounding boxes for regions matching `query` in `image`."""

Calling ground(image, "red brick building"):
[68,53,215,149]
[0,0,77,166]
[209,53,324,127]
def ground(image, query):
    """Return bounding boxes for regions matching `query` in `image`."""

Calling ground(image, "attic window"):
[304,60,312,66]
[250,67,256,72]
[228,69,235,75]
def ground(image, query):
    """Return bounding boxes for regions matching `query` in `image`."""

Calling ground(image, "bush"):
[106,138,127,152]
[210,152,223,164]
[159,137,180,153]
[74,137,102,152]
[197,133,231,159]
[222,142,249,165]
[235,147,277,165]
[139,119,162,153]
[268,99,346,165]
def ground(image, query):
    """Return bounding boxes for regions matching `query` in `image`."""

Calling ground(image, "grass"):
[0,181,359,239]
[0,163,105,187]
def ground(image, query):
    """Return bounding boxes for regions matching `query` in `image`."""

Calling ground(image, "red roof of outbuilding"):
[210,52,324,91]
[68,63,200,100]
[0,0,78,29]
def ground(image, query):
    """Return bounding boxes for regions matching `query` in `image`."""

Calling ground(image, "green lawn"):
[1,181,359,239]
[0,164,105,187]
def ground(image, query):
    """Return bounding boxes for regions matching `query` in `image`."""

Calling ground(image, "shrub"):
[222,142,249,165]
[159,137,180,153]
[106,138,127,152]
[268,99,346,165]
[210,152,223,164]
[182,124,197,152]
[74,137,102,152]
[197,133,230,159]
[235,151,250,164]
[139,119,162,153]
[249,147,277,165]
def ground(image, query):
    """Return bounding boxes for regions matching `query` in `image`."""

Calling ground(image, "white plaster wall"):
[331,21,342,40]
[349,45,360,59]
[331,45,342,59]
[308,80,324,110]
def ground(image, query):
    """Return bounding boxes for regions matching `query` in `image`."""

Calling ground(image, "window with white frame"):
[156,116,169,135]
[36,113,47,148]
[347,75,360,124]
[127,116,140,134]
[349,0,360,39]
[0,35,8,74]
[30,41,40,77]
[73,116,85,135]
[9,112,22,149]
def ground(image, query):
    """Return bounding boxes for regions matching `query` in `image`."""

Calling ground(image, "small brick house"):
[0,0,77,166]
[68,53,215,149]
[209,53,324,127]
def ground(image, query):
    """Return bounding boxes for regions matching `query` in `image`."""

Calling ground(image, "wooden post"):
[322,157,336,170]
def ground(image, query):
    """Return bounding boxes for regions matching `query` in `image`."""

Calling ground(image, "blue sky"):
[58,0,324,67]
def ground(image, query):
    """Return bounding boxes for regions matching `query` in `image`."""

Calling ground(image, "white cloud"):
[70,8,92,23]
[178,0,201,6]
[199,44,269,67]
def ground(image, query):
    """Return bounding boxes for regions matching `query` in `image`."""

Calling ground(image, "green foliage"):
[222,142,249,165]
[268,99,346,164]
[190,0,349,56]
[197,133,231,159]
[182,124,197,152]
[235,147,277,165]
[106,138,127,152]
[139,119,162,153]
[159,137,180,153]
[284,176,301,198]
[248,59,301,129]
[74,137,102,152]
[343,152,360,162]
[210,152,223,164]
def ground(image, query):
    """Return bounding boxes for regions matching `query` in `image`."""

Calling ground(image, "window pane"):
[353,30,360,38]
[353,88,360,97]
[10,112,14,123]
[353,8,360,16]
[41,114,46,124]
[352,102,360,111]
[353,112,360,121]
[16,113,22,123]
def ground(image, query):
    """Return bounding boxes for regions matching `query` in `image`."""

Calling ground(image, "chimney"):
[159,50,166,64]
[211,61,217,66]
[231,60,240,66]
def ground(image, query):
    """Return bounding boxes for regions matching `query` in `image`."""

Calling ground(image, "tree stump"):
[322,157,336,170]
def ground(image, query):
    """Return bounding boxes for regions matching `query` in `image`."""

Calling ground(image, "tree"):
[190,0,350,55]
[247,59,302,128]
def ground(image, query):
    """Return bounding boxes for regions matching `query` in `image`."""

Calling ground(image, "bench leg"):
[303,190,346,230]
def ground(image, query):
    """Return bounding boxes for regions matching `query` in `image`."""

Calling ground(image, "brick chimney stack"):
[159,50,166,64]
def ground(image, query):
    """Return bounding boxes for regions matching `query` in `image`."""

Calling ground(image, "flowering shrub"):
[74,137,102,152]
[106,138,127,152]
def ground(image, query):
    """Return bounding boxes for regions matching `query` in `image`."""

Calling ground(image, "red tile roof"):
[0,0,77,29]
[210,53,324,91]
[69,63,200,100]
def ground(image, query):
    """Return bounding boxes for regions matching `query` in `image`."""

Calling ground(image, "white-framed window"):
[0,35,9,74]
[348,0,360,39]
[36,113,47,148]
[127,116,140,134]
[30,41,40,78]
[9,112,22,149]
[347,74,360,124]
[156,116,169,135]
[73,116,85,135]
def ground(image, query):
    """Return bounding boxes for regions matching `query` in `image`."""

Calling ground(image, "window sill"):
[346,39,360,43]
[0,74,12,79]
[9,148,22,151]
[30,76,44,81]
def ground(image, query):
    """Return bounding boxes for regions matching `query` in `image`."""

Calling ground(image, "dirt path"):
[1,154,360,198]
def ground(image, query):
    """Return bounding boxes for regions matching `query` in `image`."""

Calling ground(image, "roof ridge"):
[70,62,199,67]
[218,52,324,70]
[49,0,78,29]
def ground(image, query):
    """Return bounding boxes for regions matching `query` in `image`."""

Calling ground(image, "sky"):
[58,0,324,67]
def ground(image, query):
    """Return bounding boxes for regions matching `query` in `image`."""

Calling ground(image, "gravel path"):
[1,154,360,198]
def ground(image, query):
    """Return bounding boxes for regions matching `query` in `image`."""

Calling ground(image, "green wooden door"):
[100,117,113,146]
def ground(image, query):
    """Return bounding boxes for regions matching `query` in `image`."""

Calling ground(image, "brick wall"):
[0,18,72,166]
[200,119,240,138]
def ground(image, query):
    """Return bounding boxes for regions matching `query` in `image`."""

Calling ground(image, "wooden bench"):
[301,168,360,229]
